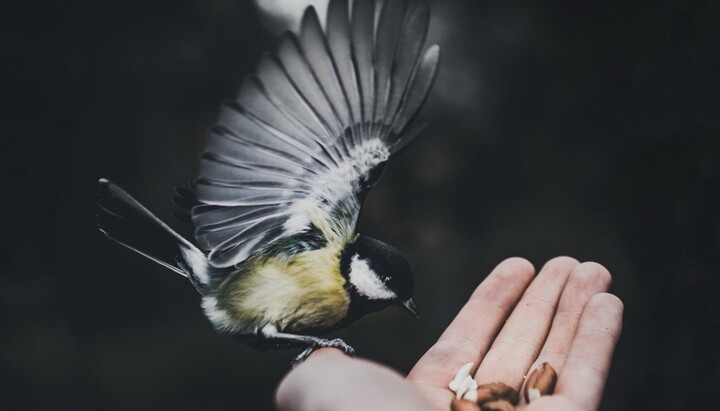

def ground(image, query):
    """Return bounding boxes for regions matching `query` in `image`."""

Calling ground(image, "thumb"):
[276,349,435,411]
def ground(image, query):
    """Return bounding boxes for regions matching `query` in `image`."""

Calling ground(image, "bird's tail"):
[95,178,211,294]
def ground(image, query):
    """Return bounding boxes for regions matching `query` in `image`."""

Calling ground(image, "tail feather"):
[95,178,210,294]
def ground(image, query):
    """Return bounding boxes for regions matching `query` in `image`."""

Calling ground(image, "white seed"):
[462,388,479,402]
[453,375,478,399]
[448,362,474,392]
[448,363,477,400]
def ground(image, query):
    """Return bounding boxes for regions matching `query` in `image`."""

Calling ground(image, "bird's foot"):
[325,338,356,357]
[290,338,356,367]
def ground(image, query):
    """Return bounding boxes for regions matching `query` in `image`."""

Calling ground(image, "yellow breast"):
[215,245,350,333]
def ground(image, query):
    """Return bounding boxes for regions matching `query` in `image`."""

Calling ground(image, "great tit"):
[96,0,439,364]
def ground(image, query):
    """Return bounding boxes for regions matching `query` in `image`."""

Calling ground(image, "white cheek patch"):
[349,255,396,300]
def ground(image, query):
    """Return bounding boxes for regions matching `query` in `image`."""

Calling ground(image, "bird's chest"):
[218,247,350,333]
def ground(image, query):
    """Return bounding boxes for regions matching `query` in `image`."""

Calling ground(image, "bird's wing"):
[193,0,440,269]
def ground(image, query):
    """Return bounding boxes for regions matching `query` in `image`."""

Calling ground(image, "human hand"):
[276,257,623,411]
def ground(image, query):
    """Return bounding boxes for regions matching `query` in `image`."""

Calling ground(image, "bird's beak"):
[402,299,420,319]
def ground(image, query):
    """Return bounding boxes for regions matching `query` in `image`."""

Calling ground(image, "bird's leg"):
[292,347,315,366]
[260,325,355,367]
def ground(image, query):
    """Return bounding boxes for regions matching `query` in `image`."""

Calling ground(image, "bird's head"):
[340,235,419,318]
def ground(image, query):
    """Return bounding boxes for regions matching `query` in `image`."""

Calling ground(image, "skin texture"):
[275,257,623,411]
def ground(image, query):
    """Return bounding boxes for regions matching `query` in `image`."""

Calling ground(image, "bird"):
[95,0,440,365]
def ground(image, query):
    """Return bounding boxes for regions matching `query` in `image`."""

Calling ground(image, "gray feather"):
[327,0,361,125]
[299,7,351,128]
[384,0,429,126]
[350,0,376,124]
[373,0,408,127]
[256,54,328,140]
[391,44,440,138]
[194,0,440,269]
[276,34,342,141]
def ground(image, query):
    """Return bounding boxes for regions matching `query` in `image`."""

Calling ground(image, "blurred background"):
[2,0,719,409]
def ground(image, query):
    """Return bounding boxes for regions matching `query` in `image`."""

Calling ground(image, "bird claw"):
[327,338,355,357]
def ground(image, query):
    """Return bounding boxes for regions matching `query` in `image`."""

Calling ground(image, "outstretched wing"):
[193,0,440,269]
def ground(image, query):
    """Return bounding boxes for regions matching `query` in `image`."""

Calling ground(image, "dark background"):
[3,0,719,409]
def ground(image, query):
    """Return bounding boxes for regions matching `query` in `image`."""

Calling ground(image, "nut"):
[451,398,482,411]
[481,399,515,411]
[462,388,479,402]
[524,362,557,403]
[475,389,495,406]
[476,382,519,405]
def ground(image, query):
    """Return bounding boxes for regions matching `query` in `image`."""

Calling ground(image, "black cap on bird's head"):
[340,235,419,319]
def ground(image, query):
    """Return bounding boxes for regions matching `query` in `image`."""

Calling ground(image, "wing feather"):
[220,103,337,169]
[390,44,440,138]
[193,205,283,229]
[373,0,408,128]
[237,76,320,149]
[327,0,360,125]
[350,0,376,125]
[276,34,343,143]
[193,0,440,269]
[209,219,285,266]
[256,54,328,139]
[197,212,286,246]
[195,179,305,206]
[198,154,312,187]
[299,8,352,128]
[385,0,430,125]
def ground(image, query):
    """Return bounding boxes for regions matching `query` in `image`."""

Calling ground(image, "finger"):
[276,349,435,411]
[474,256,578,389]
[407,257,535,406]
[524,263,612,385]
[555,293,623,409]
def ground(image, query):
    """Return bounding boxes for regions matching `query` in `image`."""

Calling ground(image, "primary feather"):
[194,0,440,273]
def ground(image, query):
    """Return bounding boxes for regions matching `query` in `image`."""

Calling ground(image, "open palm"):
[276,257,623,411]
